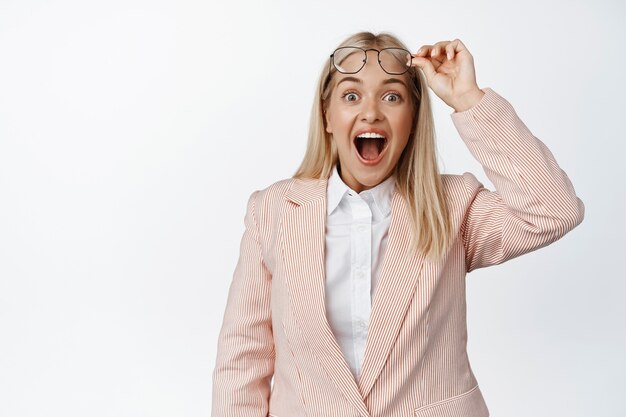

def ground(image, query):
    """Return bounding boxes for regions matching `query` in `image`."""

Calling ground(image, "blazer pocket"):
[413,384,489,417]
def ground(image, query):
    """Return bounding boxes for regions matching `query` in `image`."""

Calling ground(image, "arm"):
[211,190,275,416]
[452,88,585,272]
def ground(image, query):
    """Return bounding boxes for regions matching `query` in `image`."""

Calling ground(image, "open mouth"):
[354,134,388,162]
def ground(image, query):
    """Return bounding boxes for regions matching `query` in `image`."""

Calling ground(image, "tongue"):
[361,137,380,160]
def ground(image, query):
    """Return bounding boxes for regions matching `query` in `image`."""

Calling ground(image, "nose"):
[360,96,384,123]
[359,51,385,123]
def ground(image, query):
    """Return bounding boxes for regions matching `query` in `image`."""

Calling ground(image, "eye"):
[341,90,359,102]
[384,92,402,102]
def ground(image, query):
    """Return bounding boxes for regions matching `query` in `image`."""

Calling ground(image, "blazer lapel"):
[280,175,426,407]
[357,189,426,398]
[281,176,368,413]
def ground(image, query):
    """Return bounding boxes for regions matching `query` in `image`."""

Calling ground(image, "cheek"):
[388,110,412,135]
[399,109,414,135]
[393,117,414,151]
[329,113,355,138]
[332,107,356,123]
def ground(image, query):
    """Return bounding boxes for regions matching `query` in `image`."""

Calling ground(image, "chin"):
[355,168,389,185]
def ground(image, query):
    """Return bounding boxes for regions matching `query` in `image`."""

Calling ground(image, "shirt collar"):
[326,164,395,217]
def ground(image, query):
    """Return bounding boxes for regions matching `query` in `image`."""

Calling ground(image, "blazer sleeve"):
[211,190,275,417]
[452,88,585,273]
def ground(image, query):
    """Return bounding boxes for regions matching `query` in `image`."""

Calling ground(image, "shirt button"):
[358,225,366,232]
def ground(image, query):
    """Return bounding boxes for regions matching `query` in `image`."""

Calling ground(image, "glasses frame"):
[328,46,413,79]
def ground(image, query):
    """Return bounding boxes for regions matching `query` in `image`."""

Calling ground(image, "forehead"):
[335,75,409,91]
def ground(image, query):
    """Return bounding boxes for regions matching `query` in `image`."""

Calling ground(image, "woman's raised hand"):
[406,39,485,112]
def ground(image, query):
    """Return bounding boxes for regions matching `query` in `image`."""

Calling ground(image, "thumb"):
[411,56,436,83]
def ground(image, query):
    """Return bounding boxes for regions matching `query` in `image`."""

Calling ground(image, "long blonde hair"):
[293,31,452,263]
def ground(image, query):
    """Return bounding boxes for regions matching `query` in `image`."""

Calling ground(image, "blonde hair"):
[293,31,453,263]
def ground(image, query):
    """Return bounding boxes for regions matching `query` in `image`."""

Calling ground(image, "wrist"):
[451,88,485,113]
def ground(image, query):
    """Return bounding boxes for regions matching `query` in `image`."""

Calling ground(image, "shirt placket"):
[347,193,372,377]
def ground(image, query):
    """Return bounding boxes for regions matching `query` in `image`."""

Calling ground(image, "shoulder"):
[439,173,489,232]
[245,177,298,218]
[255,176,293,203]
[441,172,486,206]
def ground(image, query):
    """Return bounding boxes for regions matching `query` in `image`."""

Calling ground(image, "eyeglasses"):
[329,46,413,78]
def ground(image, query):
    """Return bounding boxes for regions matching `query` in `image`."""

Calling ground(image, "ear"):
[324,110,333,134]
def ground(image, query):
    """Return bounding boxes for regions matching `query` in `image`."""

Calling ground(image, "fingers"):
[414,44,431,58]
[445,39,469,60]
[431,40,450,59]
[410,44,442,67]
[445,43,455,61]
[414,39,469,61]
[408,38,471,82]
[413,56,437,82]
[415,42,448,59]
[410,45,442,69]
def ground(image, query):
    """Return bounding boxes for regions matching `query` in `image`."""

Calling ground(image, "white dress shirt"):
[324,163,396,381]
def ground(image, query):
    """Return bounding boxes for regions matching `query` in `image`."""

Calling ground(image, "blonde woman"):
[211,31,584,417]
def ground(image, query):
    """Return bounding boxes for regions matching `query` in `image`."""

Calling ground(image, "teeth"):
[356,132,386,139]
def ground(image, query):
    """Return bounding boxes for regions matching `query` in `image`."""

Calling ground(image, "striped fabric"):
[211,88,585,417]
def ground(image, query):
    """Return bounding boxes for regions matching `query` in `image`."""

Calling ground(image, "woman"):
[211,31,584,417]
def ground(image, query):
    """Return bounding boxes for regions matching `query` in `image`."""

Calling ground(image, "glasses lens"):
[379,48,410,74]
[332,47,366,74]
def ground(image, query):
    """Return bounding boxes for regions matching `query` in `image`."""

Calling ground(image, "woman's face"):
[325,49,414,193]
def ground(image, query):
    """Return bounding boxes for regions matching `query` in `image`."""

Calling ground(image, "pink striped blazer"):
[211,88,585,417]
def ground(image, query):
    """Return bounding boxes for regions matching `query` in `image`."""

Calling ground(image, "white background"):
[1,0,624,416]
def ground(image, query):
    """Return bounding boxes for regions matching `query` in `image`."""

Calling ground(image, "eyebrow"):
[336,76,408,89]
